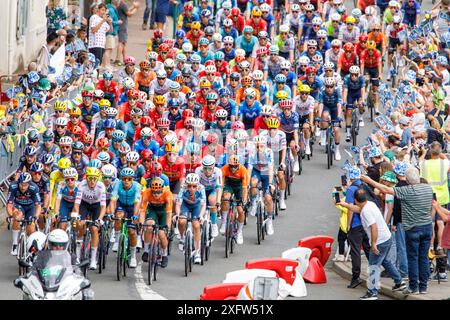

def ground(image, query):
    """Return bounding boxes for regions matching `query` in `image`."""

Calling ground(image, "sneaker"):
[112,241,119,252]
[89,259,97,270]
[332,254,345,262]
[293,160,299,173]
[194,253,201,264]
[129,257,137,268]
[211,224,219,237]
[178,240,184,251]
[220,221,227,234]
[161,256,168,268]
[142,23,147,30]
[359,119,365,127]
[345,133,351,142]
[402,287,419,295]
[392,281,407,291]
[141,252,149,263]
[432,273,448,282]
[347,278,363,289]
[360,291,378,300]
[305,144,311,155]
[10,245,18,256]
[236,231,244,245]
[279,198,287,210]
[266,219,274,236]
[335,148,341,161]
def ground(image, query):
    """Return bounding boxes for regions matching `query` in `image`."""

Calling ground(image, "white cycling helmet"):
[312,17,322,25]
[223,35,234,44]
[147,51,158,61]
[182,42,193,53]
[222,1,232,9]
[234,129,248,141]
[212,33,222,42]
[186,173,200,184]
[291,4,300,11]
[324,62,335,70]
[349,65,360,74]
[205,65,217,73]
[227,138,238,150]
[26,231,47,253]
[101,164,116,178]
[105,107,118,117]
[279,25,290,33]
[260,3,271,12]
[244,87,256,98]
[240,60,250,69]
[122,77,135,90]
[261,105,272,115]
[324,77,336,86]
[126,151,140,162]
[164,58,175,68]
[216,109,228,118]
[55,117,69,126]
[307,39,317,47]
[392,15,402,24]
[223,19,233,28]
[235,49,246,57]
[156,69,167,78]
[254,135,267,144]
[59,136,73,146]
[269,45,279,54]
[202,155,216,167]
[299,56,310,65]
[163,132,178,145]
[47,229,69,250]
[252,70,264,80]
[63,167,78,179]
[317,29,327,38]
[280,60,291,69]
[331,39,342,47]
[141,127,153,137]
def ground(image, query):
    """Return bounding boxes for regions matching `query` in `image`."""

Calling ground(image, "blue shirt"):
[111,180,141,206]
[345,180,363,228]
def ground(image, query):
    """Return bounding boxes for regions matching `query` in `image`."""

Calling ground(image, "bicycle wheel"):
[327,131,332,170]
[184,231,191,276]
[167,227,174,256]
[230,219,236,254]
[205,221,211,262]
[261,205,266,241]
[116,234,123,281]
[98,231,104,274]
[153,245,159,281]
[147,239,155,285]
[17,234,26,276]
[351,112,358,147]
[256,202,262,245]
[122,237,128,278]
[82,232,91,277]
[368,90,374,122]
[225,211,232,258]
[102,227,109,270]
[285,166,290,198]
[200,221,207,265]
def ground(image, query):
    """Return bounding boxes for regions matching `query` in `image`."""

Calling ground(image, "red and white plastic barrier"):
[297,236,334,284]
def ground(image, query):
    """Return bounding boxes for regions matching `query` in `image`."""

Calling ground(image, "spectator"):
[103,0,121,69]
[155,0,179,33]
[37,32,60,76]
[115,0,140,66]
[431,200,450,281]
[399,116,412,148]
[362,167,433,295]
[46,0,67,35]
[338,188,406,300]
[88,3,113,68]
[360,146,386,183]
[142,0,155,30]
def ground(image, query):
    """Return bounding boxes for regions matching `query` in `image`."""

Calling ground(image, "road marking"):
[134,261,167,300]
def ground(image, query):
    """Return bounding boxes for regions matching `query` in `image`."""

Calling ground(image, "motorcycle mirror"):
[13,278,23,289]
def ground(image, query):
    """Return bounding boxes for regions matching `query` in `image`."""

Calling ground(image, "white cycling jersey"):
[75,180,106,206]
[260,130,287,153]
[293,95,315,117]
[195,166,223,191]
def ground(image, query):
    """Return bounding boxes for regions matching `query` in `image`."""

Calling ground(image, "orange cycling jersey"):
[222,164,249,188]
[140,188,173,214]
[368,32,386,49]
[135,71,156,88]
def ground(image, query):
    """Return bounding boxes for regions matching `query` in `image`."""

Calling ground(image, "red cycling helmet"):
[164,38,175,47]
[359,35,368,42]
[153,162,163,176]
[81,90,94,98]
[184,117,193,126]
[205,60,215,67]
[279,99,293,109]
[305,66,316,74]
[154,29,163,38]
[184,3,193,11]
[231,8,241,16]
[124,56,136,65]
[207,132,219,144]
[98,137,110,149]
[182,109,194,119]
[140,116,153,126]
[156,118,170,128]
[159,43,169,52]
[127,88,140,98]
[232,121,245,130]
[82,134,93,145]
[141,149,154,160]
[343,42,354,52]
[71,125,83,136]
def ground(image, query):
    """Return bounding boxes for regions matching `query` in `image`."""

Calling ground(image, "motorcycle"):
[14,250,94,300]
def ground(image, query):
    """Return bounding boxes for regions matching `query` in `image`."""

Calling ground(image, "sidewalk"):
[333,258,450,300]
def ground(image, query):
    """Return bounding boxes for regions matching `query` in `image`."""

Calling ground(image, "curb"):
[332,261,430,300]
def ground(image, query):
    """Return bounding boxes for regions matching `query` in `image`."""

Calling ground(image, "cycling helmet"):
[275,74,287,83]
[266,117,280,129]
[103,71,113,81]
[156,69,167,79]
[42,130,55,143]
[175,29,186,38]
[151,178,164,191]
[217,88,230,98]
[312,17,322,25]
[169,82,181,91]
[131,108,143,118]
[163,133,178,145]
[230,72,240,81]
[59,136,73,146]
[280,61,291,69]
[254,135,267,145]
[324,62,335,70]
[228,154,240,165]
[260,3,270,12]
[366,40,376,49]
[392,15,401,24]
[186,142,201,154]
[97,151,111,163]
[279,99,293,109]
[124,56,136,65]
[331,13,341,21]
[182,42,193,54]
[140,149,154,160]
[352,8,362,18]
[141,127,153,137]
[97,137,110,149]
[30,162,44,173]
[276,90,288,100]
[126,151,140,162]
[185,173,200,185]
[205,64,217,74]
[343,42,354,52]
[18,172,32,184]
[156,118,170,129]
[200,78,212,88]
[191,118,205,128]
[154,95,166,105]
[158,43,170,52]
[223,19,233,29]
[101,164,116,178]
[212,33,222,43]
[58,158,72,170]
[105,107,118,117]
[324,78,336,86]
[269,45,279,54]
[165,142,179,154]
[186,92,196,100]
[63,167,78,179]
[127,89,140,99]
[53,100,67,111]
[252,70,264,81]
[199,38,210,46]
[240,76,252,86]
[122,77,135,90]
[305,66,316,74]
[279,25,289,33]
[72,141,84,151]
[99,99,111,108]
[164,58,175,69]
[258,31,269,39]
[243,25,254,34]
[119,142,131,154]
[140,117,153,127]
[190,54,201,64]
[43,154,55,165]
[307,39,317,47]
[202,155,216,167]
[346,16,356,24]
[298,84,311,93]
[120,167,135,178]
[88,159,102,169]
[176,53,187,64]
[204,26,214,37]
[359,34,368,42]
[261,105,272,115]
[27,130,40,141]
[349,65,360,74]
[317,29,327,38]
[146,51,158,61]
[47,229,69,250]
[71,126,83,137]
[299,56,310,65]
[139,60,150,70]
[331,39,342,47]
[206,92,218,101]
[26,231,46,253]
[244,87,256,98]
[232,121,245,131]
[104,119,117,130]
[69,107,82,116]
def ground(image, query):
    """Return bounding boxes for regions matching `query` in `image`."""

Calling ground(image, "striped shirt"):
[393,183,432,231]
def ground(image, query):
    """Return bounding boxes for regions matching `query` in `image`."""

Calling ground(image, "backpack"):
[358,182,382,210]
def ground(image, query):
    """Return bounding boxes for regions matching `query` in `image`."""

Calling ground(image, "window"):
[16,0,29,40]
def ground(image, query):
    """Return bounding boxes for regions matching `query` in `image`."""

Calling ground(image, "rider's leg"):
[113,210,124,249]
[277,168,287,209]
[334,123,341,160]
[345,105,352,140]
[90,225,99,268]
[75,220,86,261]
[128,226,138,266]
[250,177,259,216]
[193,219,201,255]
[302,123,311,153]
[220,192,231,234]
[320,112,330,145]
[208,192,217,225]
[373,84,380,113]
[11,209,22,251]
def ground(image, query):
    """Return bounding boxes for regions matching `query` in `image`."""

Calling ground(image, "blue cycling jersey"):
[269,85,292,105]
[218,99,237,117]
[317,89,342,109]
[56,181,79,203]
[238,101,262,126]
[236,35,258,56]
[134,139,160,156]
[124,121,137,146]
[303,77,323,100]
[278,111,300,133]
[7,182,41,206]
[343,74,365,92]
[111,180,141,206]
[176,184,206,205]
[249,149,274,173]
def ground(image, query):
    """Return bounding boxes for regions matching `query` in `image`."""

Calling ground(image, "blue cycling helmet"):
[18,172,32,184]
[104,119,117,129]
[97,151,111,163]
[206,91,218,100]
[72,141,84,151]
[24,145,37,156]
[30,162,44,173]
[89,159,102,169]
[28,71,40,84]
[42,130,54,142]
[28,130,40,141]
[348,166,361,180]
[274,74,287,83]
[120,167,135,178]
[198,38,209,46]
[168,98,181,107]
[103,71,113,81]
[218,87,231,97]
[176,29,186,38]
[191,54,201,63]
[214,51,225,61]
[112,130,126,141]
[42,154,55,165]
[186,142,201,154]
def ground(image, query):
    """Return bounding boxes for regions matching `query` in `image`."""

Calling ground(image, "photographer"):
[88,3,113,67]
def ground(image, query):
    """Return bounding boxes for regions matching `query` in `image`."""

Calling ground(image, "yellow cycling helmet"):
[165,142,179,154]
[345,16,356,24]
[69,106,82,116]
[298,84,311,93]
[228,154,240,166]
[366,40,376,50]
[251,7,262,17]
[266,117,280,129]
[151,178,164,191]
[200,78,212,89]
[191,21,201,30]
[276,90,288,100]
[53,100,67,111]
[99,99,111,107]
[58,158,72,170]
[154,95,166,105]
[86,167,101,178]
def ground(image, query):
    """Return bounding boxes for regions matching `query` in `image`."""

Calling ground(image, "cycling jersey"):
[249,148,274,173]
[277,111,300,134]
[360,49,382,69]
[338,52,358,74]
[80,103,100,132]
[111,180,141,206]
[149,78,174,96]
[37,143,61,164]
[71,154,90,181]
[222,163,249,187]
[238,101,262,129]
[318,89,342,109]
[219,47,236,62]
[140,188,173,213]
[293,95,315,117]
[338,26,360,44]
[33,176,50,205]
[75,180,106,206]
[343,74,365,93]
[260,129,287,153]
[195,166,223,192]
[96,79,120,103]
[8,182,41,207]
[56,181,79,203]
[134,139,160,156]
[176,184,206,205]
[158,155,186,182]
[235,35,258,58]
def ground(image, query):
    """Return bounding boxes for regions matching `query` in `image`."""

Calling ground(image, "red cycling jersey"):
[229,15,245,33]
[158,155,186,182]
[360,49,382,69]
[245,18,267,36]
[200,106,223,123]
[338,52,358,73]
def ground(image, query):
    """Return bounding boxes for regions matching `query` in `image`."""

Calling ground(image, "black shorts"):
[169,179,182,194]
[388,37,401,53]
[285,132,295,145]
[88,47,104,65]
[79,201,100,221]
[364,67,379,87]
[299,115,309,128]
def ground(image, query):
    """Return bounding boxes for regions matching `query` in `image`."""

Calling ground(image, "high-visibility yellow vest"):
[420,159,450,205]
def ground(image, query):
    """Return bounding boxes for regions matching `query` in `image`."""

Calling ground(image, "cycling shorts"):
[205,188,217,203]
[279,51,290,60]
[146,204,167,228]
[285,132,295,145]
[388,37,401,52]
[347,93,362,109]
[223,178,243,204]
[116,201,135,227]
[13,203,35,220]
[80,201,100,221]
[251,169,271,194]
[364,67,379,86]
[169,179,182,194]
[299,115,310,128]
[322,106,339,121]
[59,199,75,222]
[180,202,202,220]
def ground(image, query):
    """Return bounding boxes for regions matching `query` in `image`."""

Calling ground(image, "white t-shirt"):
[88,14,110,49]
[361,201,391,245]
